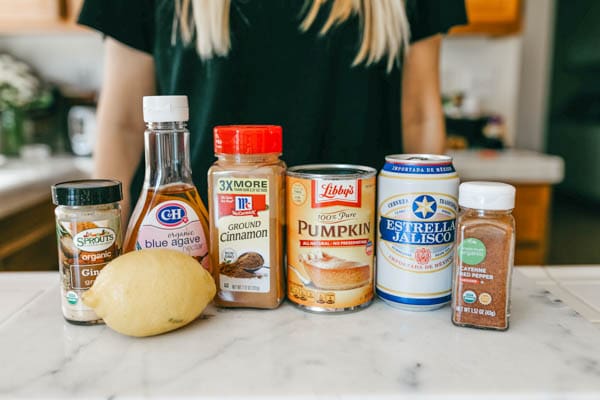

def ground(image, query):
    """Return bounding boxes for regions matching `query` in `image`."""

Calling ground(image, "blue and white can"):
[376,154,459,310]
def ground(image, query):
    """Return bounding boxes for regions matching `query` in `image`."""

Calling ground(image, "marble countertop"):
[1,267,600,399]
[519,266,600,324]
[0,156,93,218]
[448,149,564,184]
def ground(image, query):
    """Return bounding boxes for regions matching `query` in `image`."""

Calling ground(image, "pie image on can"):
[299,251,371,290]
[286,164,376,313]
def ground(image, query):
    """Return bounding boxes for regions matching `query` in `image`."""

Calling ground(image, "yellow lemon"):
[83,249,215,337]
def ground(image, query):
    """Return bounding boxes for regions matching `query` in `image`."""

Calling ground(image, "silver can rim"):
[287,164,377,179]
[384,154,453,164]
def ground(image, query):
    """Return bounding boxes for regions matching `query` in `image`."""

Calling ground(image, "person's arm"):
[401,35,445,154]
[93,38,156,223]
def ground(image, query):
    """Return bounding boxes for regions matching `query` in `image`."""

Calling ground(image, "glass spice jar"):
[51,179,122,325]
[451,181,516,331]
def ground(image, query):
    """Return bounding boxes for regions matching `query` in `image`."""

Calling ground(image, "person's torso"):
[139,1,402,204]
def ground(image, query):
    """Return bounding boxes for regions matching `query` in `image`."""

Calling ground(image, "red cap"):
[213,125,283,154]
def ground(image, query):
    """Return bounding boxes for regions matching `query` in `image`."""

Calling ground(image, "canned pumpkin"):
[286,164,376,312]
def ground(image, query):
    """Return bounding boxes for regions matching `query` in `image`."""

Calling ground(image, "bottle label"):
[137,200,209,268]
[216,177,270,293]
[57,217,121,322]
[376,191,457,306]
[453,235,510,329]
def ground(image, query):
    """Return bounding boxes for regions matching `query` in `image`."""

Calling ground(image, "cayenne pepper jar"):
[451,181,516,330]
[208,125,286,308]
[51,179,122,325]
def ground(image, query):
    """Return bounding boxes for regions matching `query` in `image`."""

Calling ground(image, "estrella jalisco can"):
[376,154,459,310]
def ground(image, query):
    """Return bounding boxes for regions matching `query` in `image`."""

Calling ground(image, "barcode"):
[232,284,260,291]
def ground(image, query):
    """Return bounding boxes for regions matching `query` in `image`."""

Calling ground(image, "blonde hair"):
[174,0,410,71]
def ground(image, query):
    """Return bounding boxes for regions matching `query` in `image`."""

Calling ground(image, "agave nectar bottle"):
[123,96,211,270]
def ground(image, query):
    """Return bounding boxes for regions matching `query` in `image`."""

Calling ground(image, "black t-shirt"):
[79,0,466,207]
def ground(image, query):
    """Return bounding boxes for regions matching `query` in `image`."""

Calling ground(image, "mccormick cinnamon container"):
[208,125,286,309]
[286,164,377,313]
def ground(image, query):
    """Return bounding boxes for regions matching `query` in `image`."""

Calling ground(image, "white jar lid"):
[143,95,189,122]
[459,181,516,210]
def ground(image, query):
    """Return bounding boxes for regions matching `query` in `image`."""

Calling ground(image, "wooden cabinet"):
[513,184,552,265]
[0,197,58,271]
[0,0,86,33]
[451,0,522,36]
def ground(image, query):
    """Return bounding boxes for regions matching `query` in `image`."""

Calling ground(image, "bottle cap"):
[459,181,516,210]
[51,179,123,206]
[213,125,283,154]
[143,96,189,123]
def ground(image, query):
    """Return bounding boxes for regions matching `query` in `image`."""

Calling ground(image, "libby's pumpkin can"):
[286,164,376,312]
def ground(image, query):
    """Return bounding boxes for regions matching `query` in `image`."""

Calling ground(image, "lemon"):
[83,249,215,337]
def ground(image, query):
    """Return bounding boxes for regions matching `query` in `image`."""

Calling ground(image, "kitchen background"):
[0,0,597,269]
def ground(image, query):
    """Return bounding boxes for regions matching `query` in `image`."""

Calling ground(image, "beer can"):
[287,164,377,313]
[376,154,459,310]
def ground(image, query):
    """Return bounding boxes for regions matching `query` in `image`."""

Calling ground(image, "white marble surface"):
[1,268,600,399]
[0,156,93,218]
[520,266,600,324]
[448,149,564,183]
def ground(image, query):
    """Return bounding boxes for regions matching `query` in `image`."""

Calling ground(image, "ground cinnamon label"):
[451,182,516,331]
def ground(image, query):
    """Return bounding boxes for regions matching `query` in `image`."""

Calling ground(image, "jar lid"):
[213,125,282,155]
[459,181,516,210]
[143,95,189,123]
[51,179,122,206]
